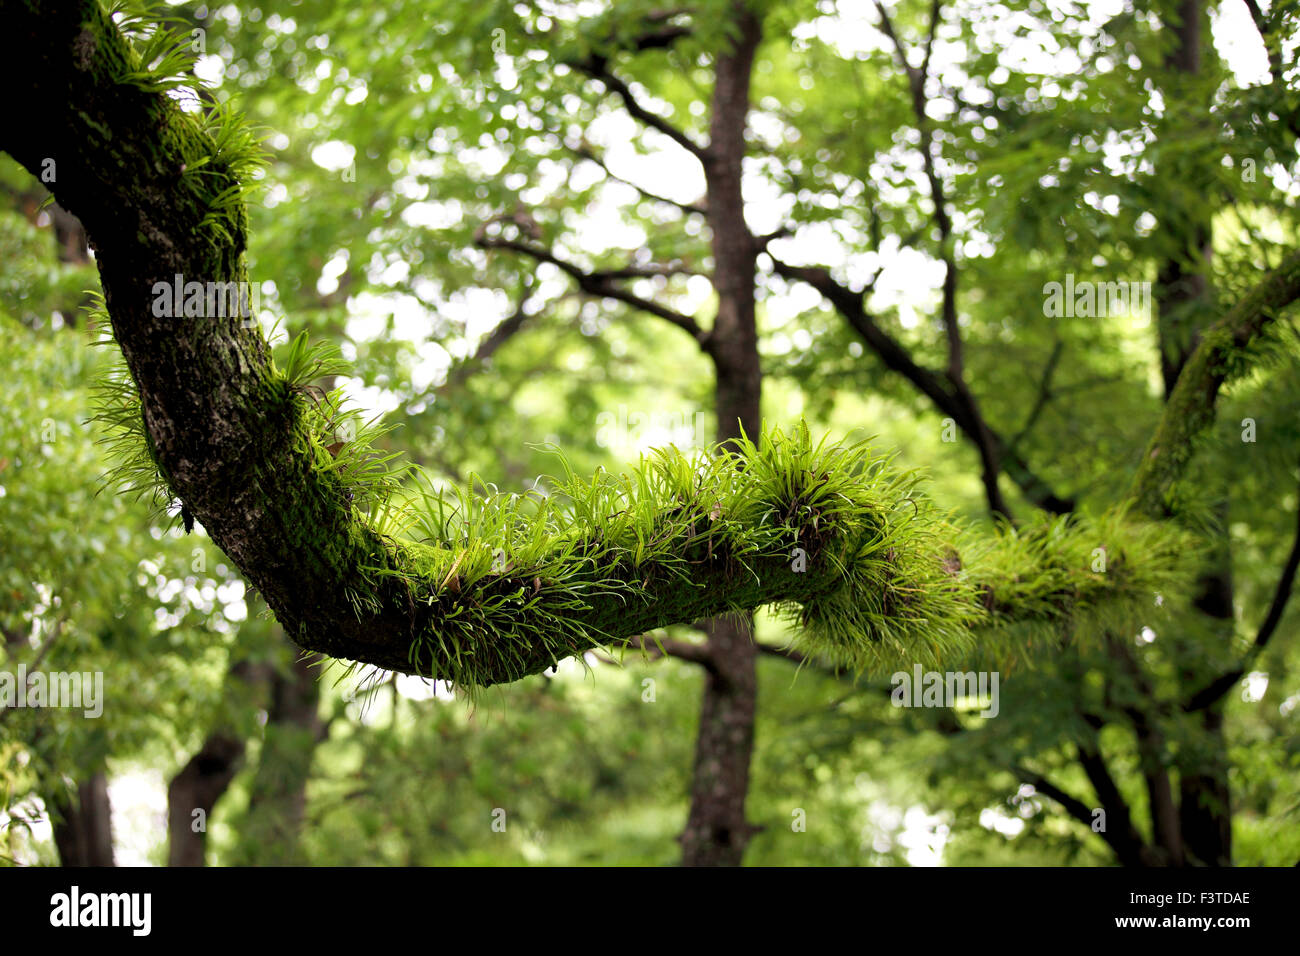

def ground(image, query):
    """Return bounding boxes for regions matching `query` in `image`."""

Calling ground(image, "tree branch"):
[438,277,537,394]
[1014,766,1096,830]
[610,633,718,673]
[873,0,1018,521]
[2,0,1190,690]
[1007,340,1065,453]
[1130,248,1300,518]
[476,233,711,348]
[770,258,1074,515]
[572,55,708,162]
[569,143,706,216]
[1242,0,1285,78]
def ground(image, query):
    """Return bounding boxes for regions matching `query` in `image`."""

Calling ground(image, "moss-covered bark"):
[2,0,1294,694]
[1130,249,1300,519]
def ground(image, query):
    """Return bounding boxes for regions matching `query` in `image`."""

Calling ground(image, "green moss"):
[73,0,1219,691]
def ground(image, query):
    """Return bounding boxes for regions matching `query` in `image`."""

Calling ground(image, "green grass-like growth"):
[89,293,1195,688]
[78,0,1199,689]
[363,425,1195,686]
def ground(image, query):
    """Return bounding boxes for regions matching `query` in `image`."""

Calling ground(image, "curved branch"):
[1129,249,1300,518]
[569,143,706,217]
[1186,466,1300,712]
[572,55,708,163]
[771,258,1075,515]
[476,234,711,349]
[2,0,1190,690]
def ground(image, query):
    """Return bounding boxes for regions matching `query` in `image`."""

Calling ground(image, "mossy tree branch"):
[1129,249,1300,519]
[0,0,1275,691]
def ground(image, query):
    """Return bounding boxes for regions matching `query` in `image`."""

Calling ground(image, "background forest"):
[1,0,1299,867]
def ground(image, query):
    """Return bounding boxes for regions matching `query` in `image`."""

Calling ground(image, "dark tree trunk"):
[50,773,115,867]
[680,2,763,868]
[1150,0,1233,867]
[165,658,271,866]
[234,653,324,864]
[167,733,246,867]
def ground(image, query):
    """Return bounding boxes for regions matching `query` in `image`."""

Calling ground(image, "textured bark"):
[234,653,324,864]
[50,773,115,867]
[1148,0,1232,866]
[680,2,763,868]
[7,0,1297,693]
[1130,248,1300,519]
[0,0,888,686]
[167,732,246,867]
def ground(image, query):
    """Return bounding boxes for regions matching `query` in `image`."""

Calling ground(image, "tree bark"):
[50,772,115,867]
[233,653,324,864]
[680,2,763,868]
[167,732,245,867]
[1150,0,1233,866]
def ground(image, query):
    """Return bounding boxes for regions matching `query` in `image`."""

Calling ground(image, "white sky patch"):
[194,54,226,86]
[344,293,392,342]
[106,768,168,866]
[395,673,457,702]
[1211,0,1274,86]
[1242,671,1269,703]
[409,340,454,392]
[896,806,951,866]
[311,140,355,172]
[317,250,349,296]
[402,199,462,230]
[338,376,402,418]
[980,805,1026,837]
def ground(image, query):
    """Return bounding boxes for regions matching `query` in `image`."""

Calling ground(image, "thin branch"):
[605,633,718,673]
[1007,339,1065,453]
[1072,741,1153,866]
[477,233,711,348]
[874,0,1017,519]
[439,277,537,394]
[573,55,708,162]
[1014,766,1096,829]
[770,257,1074,515]
[0,617,67,726]
[1105,634,1183,864]
[1242,0,1285,78]
[755,641,812,668]
[569,143,706,216]
[920,0,942,81]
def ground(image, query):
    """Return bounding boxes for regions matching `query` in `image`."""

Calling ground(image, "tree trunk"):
[680,2,763,868]
[233,653,324,864]
[50,773,115,867]
[165,658,271,866]
[1152,0,1234,867]
[167,732,246,867]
